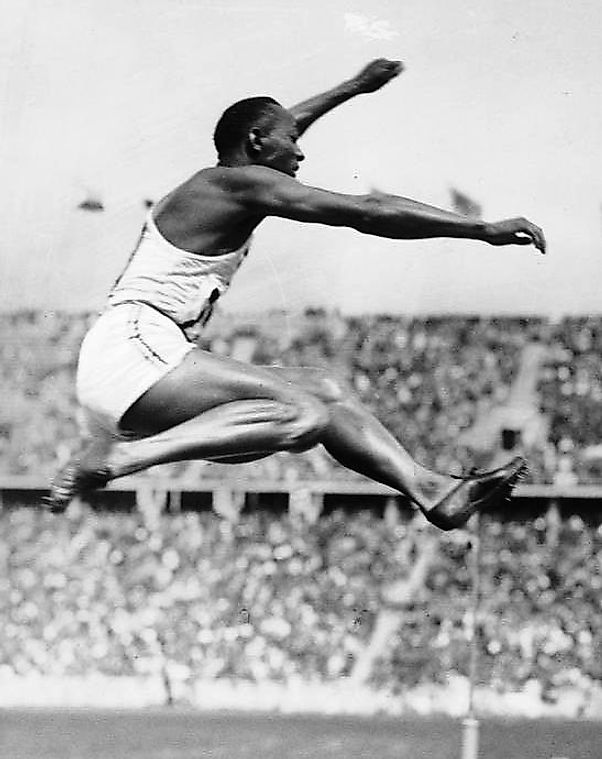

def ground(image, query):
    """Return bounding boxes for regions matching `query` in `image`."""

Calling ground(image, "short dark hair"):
[213,96,282,159]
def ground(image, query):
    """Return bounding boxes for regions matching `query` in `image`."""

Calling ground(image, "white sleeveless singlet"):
[108,211,251,333]
[76,212,253,432]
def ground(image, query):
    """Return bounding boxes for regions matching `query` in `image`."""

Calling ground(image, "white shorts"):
[76,303,195,437]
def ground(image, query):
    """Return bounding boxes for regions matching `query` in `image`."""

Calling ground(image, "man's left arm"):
[288,58,403,136]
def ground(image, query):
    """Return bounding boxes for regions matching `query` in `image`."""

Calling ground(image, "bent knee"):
[278,396,329,452]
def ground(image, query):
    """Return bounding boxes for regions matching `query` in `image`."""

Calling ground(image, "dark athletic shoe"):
[44,458,111,513]
[424,455,527,531]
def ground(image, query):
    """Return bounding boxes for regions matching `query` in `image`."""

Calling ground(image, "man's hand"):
[353,59,404,94]
[483,217,546,254]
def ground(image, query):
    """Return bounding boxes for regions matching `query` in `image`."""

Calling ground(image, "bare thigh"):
[119,349,331,436]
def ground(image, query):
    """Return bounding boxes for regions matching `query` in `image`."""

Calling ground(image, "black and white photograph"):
[1,1,600,757]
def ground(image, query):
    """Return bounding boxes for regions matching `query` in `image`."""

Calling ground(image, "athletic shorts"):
[76,303,195,437]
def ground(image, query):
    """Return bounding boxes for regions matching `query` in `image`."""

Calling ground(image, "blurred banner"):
[450,188,482,219]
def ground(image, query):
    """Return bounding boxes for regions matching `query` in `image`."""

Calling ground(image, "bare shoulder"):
[159,165,282,214]
[153,166,274,249]
[183,165,365,227]
[171,165,290,209]
[192,166,309,218]
[201,164,292,193]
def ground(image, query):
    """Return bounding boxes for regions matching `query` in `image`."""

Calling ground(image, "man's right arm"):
[234,167,546,253]
[288,59,403,136]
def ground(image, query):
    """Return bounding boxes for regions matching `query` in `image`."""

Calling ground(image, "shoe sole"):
[427,458,528,530]
[470,459,528,510]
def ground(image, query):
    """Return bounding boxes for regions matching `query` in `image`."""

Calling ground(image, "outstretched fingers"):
[487,217,546,254]
[533,225,546,255]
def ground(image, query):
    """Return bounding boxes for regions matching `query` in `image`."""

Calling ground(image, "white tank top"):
[108,211,251,335]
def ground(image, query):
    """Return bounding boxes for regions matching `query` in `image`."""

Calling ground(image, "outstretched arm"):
[235,167,546,253]
[288,59,403,136]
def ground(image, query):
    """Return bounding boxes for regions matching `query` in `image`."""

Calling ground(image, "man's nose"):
[296,147,305,162]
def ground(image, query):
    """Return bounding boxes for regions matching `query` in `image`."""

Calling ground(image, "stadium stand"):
[1,503,600,706]
[1,310,602,711]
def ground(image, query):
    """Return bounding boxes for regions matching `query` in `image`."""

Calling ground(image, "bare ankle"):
[413,471,454,508]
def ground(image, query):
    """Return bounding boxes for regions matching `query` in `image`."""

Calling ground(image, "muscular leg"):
[265,368,527,528]
[90,353,449,505]
[109,398,326,478]
[267,366,450,501]
[50,350,526,528]
[80,349,330,479]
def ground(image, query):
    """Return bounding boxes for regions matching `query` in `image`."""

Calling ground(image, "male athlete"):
[48,59,545,529]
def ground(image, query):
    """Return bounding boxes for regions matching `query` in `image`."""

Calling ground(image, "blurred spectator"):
[1,503,600,700]
[2,309,601,702]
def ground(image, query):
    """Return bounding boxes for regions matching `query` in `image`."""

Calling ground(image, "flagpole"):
[462,513,481,759]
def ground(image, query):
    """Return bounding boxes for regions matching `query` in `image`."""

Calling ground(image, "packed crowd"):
[1,502,600,700]
[0,311,90,476]
[538,316,602,483]
[3,309,602,703]
[337,314,527,474]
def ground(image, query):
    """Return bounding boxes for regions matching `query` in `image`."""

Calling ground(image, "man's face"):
[255,109,304,177]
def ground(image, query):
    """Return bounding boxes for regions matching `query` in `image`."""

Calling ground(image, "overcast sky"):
[1,0,601,315]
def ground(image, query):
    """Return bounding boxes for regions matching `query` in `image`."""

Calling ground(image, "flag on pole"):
[450,188,482,219]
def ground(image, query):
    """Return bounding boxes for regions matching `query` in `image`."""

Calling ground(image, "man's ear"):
[248,127,263,155]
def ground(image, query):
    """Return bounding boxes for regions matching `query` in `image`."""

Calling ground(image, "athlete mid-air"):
[48,59,545,529]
